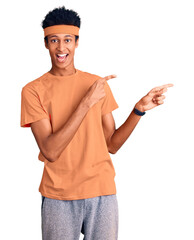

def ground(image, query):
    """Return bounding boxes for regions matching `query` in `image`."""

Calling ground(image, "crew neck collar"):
[46,69,79,78]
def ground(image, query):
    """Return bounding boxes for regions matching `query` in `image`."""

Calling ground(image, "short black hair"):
[41,6,81,44]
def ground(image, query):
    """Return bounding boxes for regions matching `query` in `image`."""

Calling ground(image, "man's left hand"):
[135,83,174,112]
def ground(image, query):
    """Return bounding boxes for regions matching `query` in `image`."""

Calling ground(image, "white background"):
[1,0,194,239]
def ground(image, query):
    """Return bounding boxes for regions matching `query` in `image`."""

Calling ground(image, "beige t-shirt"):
[20,69,119,200]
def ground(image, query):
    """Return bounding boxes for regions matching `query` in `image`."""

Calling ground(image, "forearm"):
[110,104,144,154]
[46,100,90,162]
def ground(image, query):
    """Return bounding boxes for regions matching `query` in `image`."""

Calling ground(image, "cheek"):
[49,49,53,53]
[69,43,76,51]
[48,43,57,50]
[70,46,77,53]
[49,48,55,55]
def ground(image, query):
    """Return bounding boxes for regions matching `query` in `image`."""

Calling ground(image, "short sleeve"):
[101,81,119,116]
[20,86,50,128]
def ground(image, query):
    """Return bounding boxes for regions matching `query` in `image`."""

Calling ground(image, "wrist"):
[81,96,92,110]
[134,103,145,112]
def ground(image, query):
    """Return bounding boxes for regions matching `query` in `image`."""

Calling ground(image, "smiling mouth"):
[56,53,69,63]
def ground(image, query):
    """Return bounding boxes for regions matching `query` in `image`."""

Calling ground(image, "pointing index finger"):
[103,74,117,81]
[160,84,174,88]
[152,83,174,92]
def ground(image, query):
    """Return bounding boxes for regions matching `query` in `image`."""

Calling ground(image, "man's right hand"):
[30,74,117,162]
[82,74,117,108]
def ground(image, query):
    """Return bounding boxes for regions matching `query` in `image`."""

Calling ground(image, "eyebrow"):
[49,34,73,38]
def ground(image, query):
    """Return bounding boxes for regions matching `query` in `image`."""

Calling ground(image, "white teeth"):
[57,54,67,57]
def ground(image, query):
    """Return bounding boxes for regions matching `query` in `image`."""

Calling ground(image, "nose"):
[57,41,66,52]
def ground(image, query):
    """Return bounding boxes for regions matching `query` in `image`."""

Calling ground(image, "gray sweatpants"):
[41,194,119,240]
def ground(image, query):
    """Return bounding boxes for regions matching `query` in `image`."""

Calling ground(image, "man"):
[20,6,173,240]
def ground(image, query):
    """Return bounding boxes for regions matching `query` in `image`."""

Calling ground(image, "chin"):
[54,61,69,68]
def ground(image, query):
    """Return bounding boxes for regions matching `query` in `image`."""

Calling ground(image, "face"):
[45,33,79,70]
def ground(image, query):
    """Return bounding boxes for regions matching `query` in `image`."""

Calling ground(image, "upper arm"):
[101,112,116,153]
[30,118,53,161]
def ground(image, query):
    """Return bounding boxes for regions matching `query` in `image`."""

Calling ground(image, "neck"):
[49,64,76,76]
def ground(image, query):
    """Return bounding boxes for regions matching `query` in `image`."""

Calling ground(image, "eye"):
[51,39,58,43]
[65,39,71,43]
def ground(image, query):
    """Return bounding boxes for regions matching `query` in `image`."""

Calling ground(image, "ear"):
[75,38,79,48]
[44,39,49,49]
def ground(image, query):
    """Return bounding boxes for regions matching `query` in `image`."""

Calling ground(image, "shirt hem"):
[39,190,117,200]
